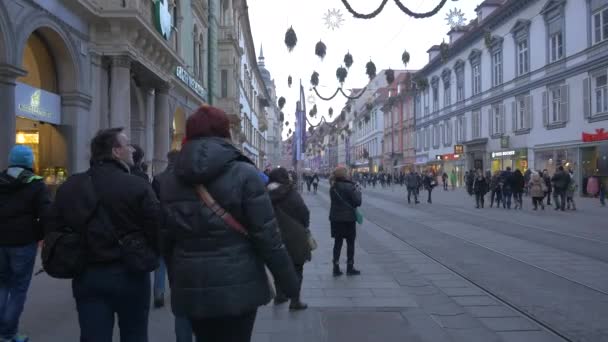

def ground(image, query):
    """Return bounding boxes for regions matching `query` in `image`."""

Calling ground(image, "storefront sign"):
[15,83,61,125]
[582,128,608,142]
[436,154,461,161]
[500,135,510,149]
[153,0,172,40]
[491,150,516,158]
[454,144,464,154]
[415,155,428,165]
[176,66,208,101]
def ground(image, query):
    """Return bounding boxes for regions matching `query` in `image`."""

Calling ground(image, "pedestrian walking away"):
[151,150,194,341]
[156,106,300,342]
[267,168,313,311]
[529,172,547,210]
[552,166,570,211]
[329,166,362,276]
[423,171,436,204]
[405,170,419,204]
[45,128,162,342]
[489,170,502,208]
[0,145,51,342]
[566,170,577,211]
[512,169,525,210]
[473,170,489,209]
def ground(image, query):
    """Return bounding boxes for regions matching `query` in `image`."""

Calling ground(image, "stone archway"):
[0,0,14,65]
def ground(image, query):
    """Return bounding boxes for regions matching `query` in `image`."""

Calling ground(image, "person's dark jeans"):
[475,193,485,208]
[0,243,37,339]
[275,264,304,300]
[427,188,433,203]
[306,182,311,192]
[313,183,318,194]
[503,191,512,209]
[175,315,194,342]
[532,197,544,210]
[191,310,257,342]
[545,191,552,205]
[333,236,355,264]
[153,259,166,302]
[554,189,566,210]
[73,264,150,342]
[513,191,523,209]
[490,189,502,207]
[407,187,418,203]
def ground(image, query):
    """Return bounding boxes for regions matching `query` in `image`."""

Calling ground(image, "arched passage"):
[0,1,13,64]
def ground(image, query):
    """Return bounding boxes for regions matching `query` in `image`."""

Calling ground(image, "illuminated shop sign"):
[176,66,207,101]
[15,83,61,125]
[491,150,516,158]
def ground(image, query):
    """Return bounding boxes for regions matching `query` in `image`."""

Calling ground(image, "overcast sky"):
[248,0,479,140]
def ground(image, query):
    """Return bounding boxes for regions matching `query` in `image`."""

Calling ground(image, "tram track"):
[315,182,608,341]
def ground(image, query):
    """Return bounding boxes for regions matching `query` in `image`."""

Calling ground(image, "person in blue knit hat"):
[0,145,51,342]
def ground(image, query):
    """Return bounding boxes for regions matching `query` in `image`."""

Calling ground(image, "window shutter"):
[488,109,494,136]
[560,84,569,123]
[542,91,549,126]
[511,101,517,132]
[583,78,591,119]
[526,95,532,129]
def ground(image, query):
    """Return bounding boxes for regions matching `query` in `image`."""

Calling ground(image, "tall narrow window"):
[594,72,608,114]
[593,8,608,44]
[221,69,228,97]
[550,32,563,62]
[492,50,503,86]
[517,40,529,75]
[472,64,481,95]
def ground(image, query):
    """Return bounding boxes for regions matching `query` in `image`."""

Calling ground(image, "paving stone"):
[445,327,504,342]
[351,296,418,307]
[370,288,412,297]
[323,288,374,297]
[478,317,541,332]
[452,296,499,306]
[430,313,481,329]
[324,311,420,342]
[304,297,355,307]
[441,287,486,297]
[465,306,520,318]
[497,330,563,342]
[432,279,471,288]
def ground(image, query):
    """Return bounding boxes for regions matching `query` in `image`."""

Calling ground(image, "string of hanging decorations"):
[340,0,451,20]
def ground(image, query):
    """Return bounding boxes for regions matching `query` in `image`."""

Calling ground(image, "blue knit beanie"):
[8,145,34,169]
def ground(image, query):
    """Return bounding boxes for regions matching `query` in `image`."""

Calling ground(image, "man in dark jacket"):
[329,167,362,276]
[131,144,150,182]
[405,171,419,204]
[501,167,514,209]
[158,106,299,341]
[0,145,51,342]
[473,171,489,208]
[542,169,553,205]
[45,128,161,341]
[151,150,193,342]
[551,166,570,211]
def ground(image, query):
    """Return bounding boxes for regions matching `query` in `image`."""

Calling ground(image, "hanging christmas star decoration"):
[323,8,345,31]
[445,8,466,29]
[307,94,316,105]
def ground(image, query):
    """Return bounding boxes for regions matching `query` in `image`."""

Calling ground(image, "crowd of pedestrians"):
[0,105,364,342]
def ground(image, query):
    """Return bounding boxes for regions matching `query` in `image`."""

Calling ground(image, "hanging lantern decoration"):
[308,126,314,135]
[311,71,320,87]
[385,68,395,85]
[285,121,289,127]
[279,112,284,122]
[402,50,410,68]
[315,40,327,60]
[329,107,334,117]
[284,26,298,52]
[288,128,292,135]
[366,60,377,80]
[288,75,292,88]
[278,96,286,110]
[312,104,317,116]
[344,52,354,69]
[366,103,373,111]
[336,66,348,84]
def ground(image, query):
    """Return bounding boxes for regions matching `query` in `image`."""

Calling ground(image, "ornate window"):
[488,103,505,137]
[454,60,465,102]
[541,0,566,64]
[542,83,569,128]
[431,76,440,112]
[469,49,482,96]
[442,69,452,107]
[511,20,531,76]
[513,95,532,133]
[471,110,481,139]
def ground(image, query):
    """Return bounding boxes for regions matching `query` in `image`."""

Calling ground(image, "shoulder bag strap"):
[87,174,124,244]
[332,187,355,211]
[194,184,249,237]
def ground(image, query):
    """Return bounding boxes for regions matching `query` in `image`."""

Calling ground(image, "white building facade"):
[414,0,608,192]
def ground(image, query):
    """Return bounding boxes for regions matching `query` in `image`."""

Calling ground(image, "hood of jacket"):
[0,167,42,194]
[175,137,253,184]
[267,182,293,203]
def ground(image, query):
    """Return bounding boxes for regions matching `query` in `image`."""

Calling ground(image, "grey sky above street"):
[248,0,480,139]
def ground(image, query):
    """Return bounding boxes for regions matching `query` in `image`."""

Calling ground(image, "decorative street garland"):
[311,71,320,87]
[341,0,448,20]
[385,68,395,84]
[315,40,327,59]
[329,107,334,117]
[402,50,410,68]
[336,66,348,84]
[288,75,292,88]
[366,60,377,80]
[284,26,297,52]
[344,52,354,69]
[278,96,286,109]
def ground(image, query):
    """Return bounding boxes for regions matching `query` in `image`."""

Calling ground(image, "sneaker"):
[11,334,29,342]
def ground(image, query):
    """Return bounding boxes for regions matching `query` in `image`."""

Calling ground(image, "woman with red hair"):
[158,105,299,341]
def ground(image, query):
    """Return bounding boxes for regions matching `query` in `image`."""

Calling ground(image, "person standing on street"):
[542,169,553,206]
[329,166,362,276]
[473,170,489,208]
[442,172,448,191]
[405,170,420,204]
[551,166,570,211]
[566,170,577,211]
[489,171,502,208]
[501,167,514,209]
[529,172,547,210]
[423,171,436,204]
[0,145,51,342]
[46,128,161,342]
[311,173,320,194]
[450,169,457,190]
[512,169,525,210]
[267,168,312,311]
[158,106,300,342]
[151,150,193,342]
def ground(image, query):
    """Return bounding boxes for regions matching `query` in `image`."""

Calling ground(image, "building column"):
[109,55,131,132]
[61,92,93,173]
[0,64,26,170]
[153,84,171,175]
[144,88,156,169]
[208,0,219,105]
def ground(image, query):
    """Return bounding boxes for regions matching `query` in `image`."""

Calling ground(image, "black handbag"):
[91,176,159,274]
